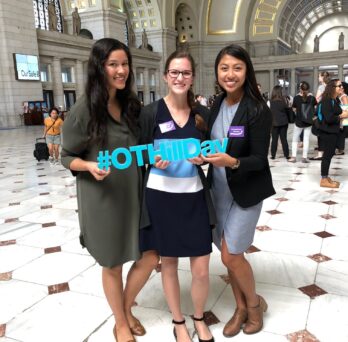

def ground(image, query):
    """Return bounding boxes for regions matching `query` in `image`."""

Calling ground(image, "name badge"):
[159,120,176,133]
[228,126,245,138]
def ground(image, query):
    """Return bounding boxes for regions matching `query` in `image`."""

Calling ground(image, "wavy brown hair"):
[322,79,340,101]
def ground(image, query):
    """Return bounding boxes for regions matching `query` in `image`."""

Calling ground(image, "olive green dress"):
[61,96,142,268]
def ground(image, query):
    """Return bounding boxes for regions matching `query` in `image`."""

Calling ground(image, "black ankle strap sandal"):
[192,315,215,342]
[172,318,187,340]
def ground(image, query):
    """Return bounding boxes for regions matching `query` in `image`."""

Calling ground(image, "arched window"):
[33,0,63,33]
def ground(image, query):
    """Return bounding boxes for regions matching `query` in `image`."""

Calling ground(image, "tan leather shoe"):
[320,178,339,188]
[243,296,268,335]
[113,325,136,342]
[223,308,248,337]
[327,177,340,187]
[129,317,146,336]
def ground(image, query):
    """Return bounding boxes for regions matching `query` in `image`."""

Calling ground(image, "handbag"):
[286,107,295,124]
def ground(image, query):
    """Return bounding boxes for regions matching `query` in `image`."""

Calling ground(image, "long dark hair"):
[322,79,340,101]
[164,50,206,131]
[85,38,140,147]
[214,44,264,107]
[270,85,285,102]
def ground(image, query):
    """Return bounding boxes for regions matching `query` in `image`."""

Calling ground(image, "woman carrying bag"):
[288,81,317,163]
[318,79,348,188]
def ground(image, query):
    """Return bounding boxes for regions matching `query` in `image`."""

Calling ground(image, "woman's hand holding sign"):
[87,161,111,181]
[153,155,170,169]
[201,153,239,168]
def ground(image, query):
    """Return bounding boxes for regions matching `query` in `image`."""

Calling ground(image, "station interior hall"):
[0,1,348,342]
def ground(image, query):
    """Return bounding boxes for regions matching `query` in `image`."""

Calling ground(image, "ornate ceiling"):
[279,0,348,45]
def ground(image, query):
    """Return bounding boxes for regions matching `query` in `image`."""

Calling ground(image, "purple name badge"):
[228,126,245,138]
[159,120,176,133]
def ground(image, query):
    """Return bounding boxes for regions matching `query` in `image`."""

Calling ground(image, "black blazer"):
[207,93,275,208]
[319,98,342,134]
[270,99,289,126]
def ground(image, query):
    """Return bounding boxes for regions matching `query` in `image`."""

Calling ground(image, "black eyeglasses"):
[335,84,343,88]
[167,69,193,79]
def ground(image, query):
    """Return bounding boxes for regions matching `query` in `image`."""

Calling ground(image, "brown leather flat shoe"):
[113,325,136,342]
[223,308,248,337]
[129,317,146,336]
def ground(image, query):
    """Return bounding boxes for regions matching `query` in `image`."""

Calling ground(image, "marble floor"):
[0,126,348,342]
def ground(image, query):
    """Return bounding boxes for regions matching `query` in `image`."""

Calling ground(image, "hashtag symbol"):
[97,150,111,171]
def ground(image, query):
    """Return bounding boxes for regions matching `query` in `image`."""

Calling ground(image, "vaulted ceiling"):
[278,0,348,45]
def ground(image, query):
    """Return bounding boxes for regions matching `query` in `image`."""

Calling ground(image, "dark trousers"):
[271,124,289,158]
[320,132,338,177]
[336,128,346,150]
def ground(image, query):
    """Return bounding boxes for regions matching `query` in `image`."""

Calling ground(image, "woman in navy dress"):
[139,50,215,342]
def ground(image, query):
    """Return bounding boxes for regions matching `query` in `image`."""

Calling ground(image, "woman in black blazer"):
[319,79,348,188]
[201,45,275,337]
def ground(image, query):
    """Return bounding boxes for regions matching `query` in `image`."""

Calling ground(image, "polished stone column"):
[338,64,344,81]
[290,68,296,96]
[75,60,85,99]
[52,57,64,109]
[269,69,274,93]
[313,67,319,94]
[143,68,150,105]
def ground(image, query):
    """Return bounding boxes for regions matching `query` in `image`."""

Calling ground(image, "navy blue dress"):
[140,99,212,257]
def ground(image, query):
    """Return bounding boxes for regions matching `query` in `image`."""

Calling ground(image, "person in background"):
[61,38,158,342]
[336,81,348,155]
[139,50,215,342]
[311,71,330,160]
[194,94,211,122]
[319,79,348,188]
[288,81,317,163]
[316,71,330,102]
[269,85,290,159]
[43,107,64,164]
[202,44,275,338]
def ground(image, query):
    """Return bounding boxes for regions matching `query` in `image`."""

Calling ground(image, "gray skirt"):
[211,168,262,254]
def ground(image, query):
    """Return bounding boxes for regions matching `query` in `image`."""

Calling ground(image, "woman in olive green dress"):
[61,38,158,342]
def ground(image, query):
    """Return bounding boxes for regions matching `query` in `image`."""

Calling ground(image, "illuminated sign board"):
[13,54,40,81]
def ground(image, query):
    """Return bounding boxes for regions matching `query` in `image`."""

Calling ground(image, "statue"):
[339,32,344,50]
[72,7,81,36]
[140,29,148,49]
[313,35,319,52]
[48,1,57,31]
[128,24,136,48]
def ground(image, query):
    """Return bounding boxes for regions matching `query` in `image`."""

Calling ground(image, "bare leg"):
[190,254,213,340]
[47,143,53,158]
[161,256,191,342]
[102,265,133,342]
[124,251,159,328]
[221,238,258,307]
[53,144,59,160]
[228,269,247,309]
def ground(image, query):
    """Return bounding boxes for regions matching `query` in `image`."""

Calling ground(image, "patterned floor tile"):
[298,284,327,298]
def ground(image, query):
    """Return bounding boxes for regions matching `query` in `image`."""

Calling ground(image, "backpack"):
[300,97,315,124]
[313,99,335,129]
